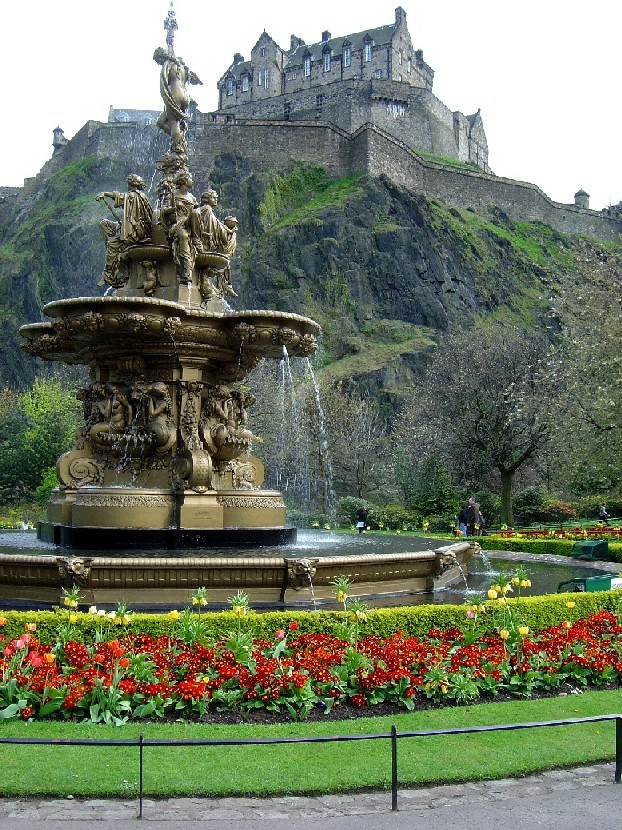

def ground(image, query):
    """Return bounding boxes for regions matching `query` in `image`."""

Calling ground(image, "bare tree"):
[396,323,558,525]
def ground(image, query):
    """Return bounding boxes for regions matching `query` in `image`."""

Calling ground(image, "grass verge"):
[0,691,619,797]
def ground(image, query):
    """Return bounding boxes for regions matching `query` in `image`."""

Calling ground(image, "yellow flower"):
[234,605,247,618]
[519,579,531,588]
[518,626,530,637]
[561,620,572,630]
[501,585,513,595]
[566,601,576,610]
[336,591,347,603]
[511,577,520,586]
[487,589,498,600]
[440,684,448,695]
[69,613,78,624]
[499,629,510,640]
[496,597,507,608]
[168,609,180,620]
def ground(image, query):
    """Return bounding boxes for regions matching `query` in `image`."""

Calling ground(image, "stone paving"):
[0,762,617,824]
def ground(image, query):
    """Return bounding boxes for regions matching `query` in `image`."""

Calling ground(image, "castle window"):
[242,75,249,92]
[260,47,266,57]
[284,103,291,120]
[407,58,411,73]
[304,56,311,77]
[387,101,406,118]
[257,69,263,87]
[399,50,403,65]
[364,42,372,62]
[374,69,383,78]
[323,50,331,72]
[264,70,270,88]
[343,46,351,67]
[226,77,234,96]
[316,94,323,116]
[290,71,297,80]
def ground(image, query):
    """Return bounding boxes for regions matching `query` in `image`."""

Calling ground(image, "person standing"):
[458,503,469,537]
[356,507,369,534]
[465,497,481,537]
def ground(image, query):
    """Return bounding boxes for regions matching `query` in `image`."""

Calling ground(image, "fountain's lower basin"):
[0,532,477,610]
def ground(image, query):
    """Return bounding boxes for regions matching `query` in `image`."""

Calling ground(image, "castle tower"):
[52,127,67,153]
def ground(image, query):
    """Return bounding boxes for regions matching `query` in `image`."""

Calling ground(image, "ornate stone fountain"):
[20,10,319,551]
[2,8,475,609]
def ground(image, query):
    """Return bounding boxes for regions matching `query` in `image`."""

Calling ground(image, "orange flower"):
[0,617,7,627]
[25,623,37,632]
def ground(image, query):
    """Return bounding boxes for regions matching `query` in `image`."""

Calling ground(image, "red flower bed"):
[0,610,620,724]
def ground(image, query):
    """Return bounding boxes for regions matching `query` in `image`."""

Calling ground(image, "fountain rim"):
[34,296,322,328]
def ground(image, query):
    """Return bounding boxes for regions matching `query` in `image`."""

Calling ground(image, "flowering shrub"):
[0,601,620,724]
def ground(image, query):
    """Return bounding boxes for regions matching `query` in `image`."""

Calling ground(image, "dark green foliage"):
[0,377,80,503]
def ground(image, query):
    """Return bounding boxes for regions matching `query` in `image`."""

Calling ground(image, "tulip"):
[25,623,36,632]
[168,610,180,620]
[487,589,498,600]
[566,601,576,610]
[499,629,510,640]
[518,626,530,637]
[275,629,285,640]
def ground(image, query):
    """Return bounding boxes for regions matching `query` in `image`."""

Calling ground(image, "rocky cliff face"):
[1,138,619,400]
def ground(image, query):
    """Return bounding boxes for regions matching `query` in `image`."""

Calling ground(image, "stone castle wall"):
[12,117,622,244]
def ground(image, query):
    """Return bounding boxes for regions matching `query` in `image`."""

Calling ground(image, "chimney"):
[233,53,245,65]
[322,31,331,42]
[574,189,590,209]
[290,35,305,52]
[395,7,407,25]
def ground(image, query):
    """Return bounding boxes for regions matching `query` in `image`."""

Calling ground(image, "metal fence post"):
[391,725,398,811]
[139,734,144,818]
[615,717,621,784]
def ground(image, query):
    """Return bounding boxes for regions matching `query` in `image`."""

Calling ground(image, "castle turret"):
[52,127,67,153]
[574,189,590,209]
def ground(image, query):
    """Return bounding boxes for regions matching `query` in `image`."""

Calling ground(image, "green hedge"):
[479,536,622,562]
[1,590,619,644]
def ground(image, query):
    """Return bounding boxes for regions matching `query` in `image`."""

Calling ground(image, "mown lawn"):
[0,690,619,797]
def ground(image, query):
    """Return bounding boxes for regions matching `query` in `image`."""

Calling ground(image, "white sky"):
[3,0,620,210]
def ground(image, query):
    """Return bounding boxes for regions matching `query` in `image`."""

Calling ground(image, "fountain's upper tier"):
[20,296,320,384]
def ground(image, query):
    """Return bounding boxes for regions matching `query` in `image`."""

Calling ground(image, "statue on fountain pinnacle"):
[153,3,201,161]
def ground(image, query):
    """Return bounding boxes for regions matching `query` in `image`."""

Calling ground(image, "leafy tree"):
[395,323,558,525]
[0,377,80,503]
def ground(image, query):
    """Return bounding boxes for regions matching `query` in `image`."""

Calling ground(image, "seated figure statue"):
[195,189,238,302]
[96,174,153,288]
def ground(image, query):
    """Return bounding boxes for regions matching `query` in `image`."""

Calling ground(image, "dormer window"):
[304,55,311,77]
[343,45,351,67]
[323,49,331,72]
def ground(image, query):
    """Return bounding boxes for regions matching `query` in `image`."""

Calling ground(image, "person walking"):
[465,497,481,536]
